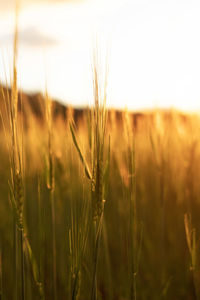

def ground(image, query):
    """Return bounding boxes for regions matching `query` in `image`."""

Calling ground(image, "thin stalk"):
[129,148,137,300]
[0,247,2,300]
[184,214,200,299]
[20,229,25,300]
[13,213,18,300]
[46,92,57,300]
[124,112,137,300]
[12,3,25,299]
[51,189,57,300]
[37,176,43,284]
[90,213,104,300]
[90,50,108,300]
[102,221,112,299]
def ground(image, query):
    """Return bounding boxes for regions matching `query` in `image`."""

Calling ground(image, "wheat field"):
[1,73,200,299]
[0,9,200,298]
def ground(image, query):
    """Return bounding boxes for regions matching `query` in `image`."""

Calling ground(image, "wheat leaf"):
[69,121,92,180]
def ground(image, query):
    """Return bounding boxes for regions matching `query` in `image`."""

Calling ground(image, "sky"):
[0,0,200,111]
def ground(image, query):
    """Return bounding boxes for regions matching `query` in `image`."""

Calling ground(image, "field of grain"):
[0,16,200,298]
[1,68,200,300]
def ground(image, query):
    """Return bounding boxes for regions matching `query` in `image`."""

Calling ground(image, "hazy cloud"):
[0,26,58,47]
[19,27,58,46]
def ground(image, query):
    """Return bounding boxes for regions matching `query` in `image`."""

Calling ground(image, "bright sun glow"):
[0,0,200,111]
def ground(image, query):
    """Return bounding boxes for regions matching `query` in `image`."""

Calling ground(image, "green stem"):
[20,228,25,300]
[90,214,103,300]
[50,189,57,300]
[14,216,17,300]
[0,247,2,300]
